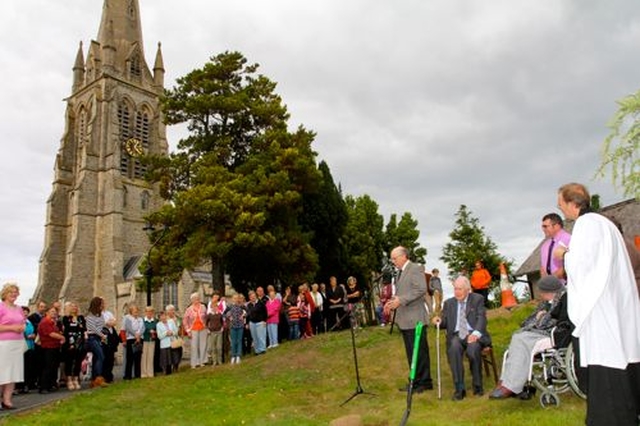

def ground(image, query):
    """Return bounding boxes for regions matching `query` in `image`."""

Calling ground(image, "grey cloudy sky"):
[2,0,637,304]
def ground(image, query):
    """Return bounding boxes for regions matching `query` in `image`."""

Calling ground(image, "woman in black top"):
[61,301,86,390]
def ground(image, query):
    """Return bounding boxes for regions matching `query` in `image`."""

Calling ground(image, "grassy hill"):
[1,304,586,426]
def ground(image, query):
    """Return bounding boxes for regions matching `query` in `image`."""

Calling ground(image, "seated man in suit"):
[433,275,491,401]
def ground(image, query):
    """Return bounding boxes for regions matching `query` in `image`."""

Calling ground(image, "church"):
[31,0,213,315]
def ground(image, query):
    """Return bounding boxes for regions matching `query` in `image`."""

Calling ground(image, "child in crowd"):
[288,302,301,341]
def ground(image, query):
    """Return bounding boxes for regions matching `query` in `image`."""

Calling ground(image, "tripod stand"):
[340,305,376,406]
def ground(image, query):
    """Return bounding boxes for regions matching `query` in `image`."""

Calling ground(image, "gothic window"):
[118,102,131,176]
[162,282,178,308]
[133,110,149,179]
[75,107,88,174]
[77,108,87,146]
[129,53,141,79]
[119,102,151,180]
[141,190,150,210]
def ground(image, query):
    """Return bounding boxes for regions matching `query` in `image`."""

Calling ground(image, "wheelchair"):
[503,328,586,408]
[528,340,586,407]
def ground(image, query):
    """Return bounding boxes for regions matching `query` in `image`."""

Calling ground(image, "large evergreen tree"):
[440,205,509,281]
[145,51,321,294]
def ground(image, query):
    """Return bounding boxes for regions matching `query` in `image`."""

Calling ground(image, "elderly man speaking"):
[385,246,433,394]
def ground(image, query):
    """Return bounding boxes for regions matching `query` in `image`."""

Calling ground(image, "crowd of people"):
[2,181,638,425]
[0,277,370,410]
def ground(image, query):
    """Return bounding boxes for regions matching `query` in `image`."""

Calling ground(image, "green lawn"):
[1,304,586,425]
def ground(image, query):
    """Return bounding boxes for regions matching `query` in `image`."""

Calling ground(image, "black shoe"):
[38,389,49,394]
[473,387,484,396]
[1,402,16,410]
[412,385,427,394]
[452,389,466,401]
[424,383,434,390]
[398,384,428,392]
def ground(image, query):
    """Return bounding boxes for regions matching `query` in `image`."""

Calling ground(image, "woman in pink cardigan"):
[265,290,281,349]
[183,293,208,368]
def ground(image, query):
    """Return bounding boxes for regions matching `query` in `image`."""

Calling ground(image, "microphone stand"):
[341,305,376,406]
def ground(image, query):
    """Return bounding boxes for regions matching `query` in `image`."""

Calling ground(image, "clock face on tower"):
[124,137,144,157]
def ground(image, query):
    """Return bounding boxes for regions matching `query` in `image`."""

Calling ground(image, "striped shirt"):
[86,313,106,338]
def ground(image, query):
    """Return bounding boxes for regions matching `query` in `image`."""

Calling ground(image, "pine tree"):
[440,205,509,282]
[145,51,321,294]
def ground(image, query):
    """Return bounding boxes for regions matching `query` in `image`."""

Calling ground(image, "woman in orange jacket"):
[470,261,492,307]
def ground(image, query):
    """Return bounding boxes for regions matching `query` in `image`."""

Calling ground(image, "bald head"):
[391,246,409,269]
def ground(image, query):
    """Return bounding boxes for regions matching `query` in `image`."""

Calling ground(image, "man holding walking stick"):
[385,246,433,393]
[432,275,491,401]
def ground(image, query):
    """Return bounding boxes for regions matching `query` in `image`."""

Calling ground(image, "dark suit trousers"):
[401,327,432,387]
[447,334,483,391]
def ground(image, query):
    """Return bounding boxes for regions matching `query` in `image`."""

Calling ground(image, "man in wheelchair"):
[489,275,570,399]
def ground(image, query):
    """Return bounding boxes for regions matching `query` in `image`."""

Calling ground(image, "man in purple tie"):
[539,213,571,282]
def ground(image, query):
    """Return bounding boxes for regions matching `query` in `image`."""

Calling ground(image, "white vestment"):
[565,212,640,369]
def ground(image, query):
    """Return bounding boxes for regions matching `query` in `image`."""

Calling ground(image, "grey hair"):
[453,275,472,291]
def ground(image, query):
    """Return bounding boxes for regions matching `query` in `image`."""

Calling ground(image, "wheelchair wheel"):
[531,356,569,395]
[565,342,587,400]
[539,391,560,408]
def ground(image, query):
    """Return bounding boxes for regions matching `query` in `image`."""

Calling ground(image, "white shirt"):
[566,213,640,369]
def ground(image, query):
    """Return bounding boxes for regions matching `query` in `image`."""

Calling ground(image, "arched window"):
[118,101,131,176]
[75,107,88,174]
[129,53,141,79]
[119,101,150,180]
[162,282,179,308]
[133,110,150,179]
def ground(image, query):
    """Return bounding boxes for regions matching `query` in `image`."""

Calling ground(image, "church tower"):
[33,0,168,310]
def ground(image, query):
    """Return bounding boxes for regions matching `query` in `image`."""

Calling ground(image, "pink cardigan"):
[266,299,281,324]
[183,303,206,333]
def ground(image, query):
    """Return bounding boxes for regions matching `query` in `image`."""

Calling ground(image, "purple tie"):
[546,239,555,275]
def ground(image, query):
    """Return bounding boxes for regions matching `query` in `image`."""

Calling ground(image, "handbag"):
[132,341,143,354]
[170,337,183,349]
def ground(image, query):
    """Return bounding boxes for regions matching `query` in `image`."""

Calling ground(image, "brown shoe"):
[489,386,514,399]
[90,376,108,388]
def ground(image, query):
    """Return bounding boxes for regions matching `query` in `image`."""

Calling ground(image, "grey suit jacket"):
[395,261,428,330]
[440,292,491,347]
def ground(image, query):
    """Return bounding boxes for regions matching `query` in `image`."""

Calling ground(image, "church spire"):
[72,42,85,92]
[153,42,165,89]
[96,0,151,80]
[97,0,145,54]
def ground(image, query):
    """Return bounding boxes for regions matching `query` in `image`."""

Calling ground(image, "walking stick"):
[389,309,397,335]
[436,321,442,400]
[399,322,423,426]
